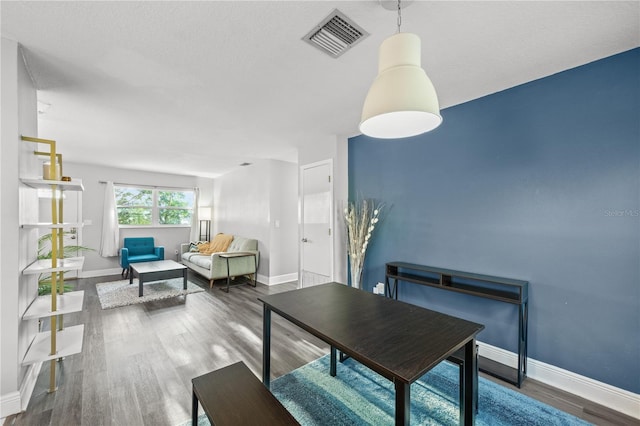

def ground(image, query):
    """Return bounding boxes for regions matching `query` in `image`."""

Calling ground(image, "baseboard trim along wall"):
[0,391,21,420]
[0,361,41,419]
[79,268,121,279]
[478,341,640,419]
[262,273,298,286]
[19,362,41,412]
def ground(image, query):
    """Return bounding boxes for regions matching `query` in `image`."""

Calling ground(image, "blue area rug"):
[187,355,591,425]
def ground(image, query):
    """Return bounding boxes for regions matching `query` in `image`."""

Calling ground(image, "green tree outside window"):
[115,186,194,226]
[158,190,194,225]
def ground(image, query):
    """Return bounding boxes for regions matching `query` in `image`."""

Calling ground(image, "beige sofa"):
[180,236,259,288]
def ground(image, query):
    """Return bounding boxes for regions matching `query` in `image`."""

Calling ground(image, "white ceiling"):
[2,1,639,178]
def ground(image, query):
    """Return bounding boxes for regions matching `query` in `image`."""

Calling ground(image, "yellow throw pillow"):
[199,233,234,255]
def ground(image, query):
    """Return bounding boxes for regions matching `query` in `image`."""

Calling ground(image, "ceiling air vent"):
[303,9,369,58]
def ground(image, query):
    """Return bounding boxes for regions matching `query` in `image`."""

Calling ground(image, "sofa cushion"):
[128,253,161,263]
[182,252,213,270]
[190,255,214,270]
[228,236,257,252]
[182,252,202,262]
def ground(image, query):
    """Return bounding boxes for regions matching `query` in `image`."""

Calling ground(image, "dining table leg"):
[191,388,198,426]
[330,347,337,376]
[262,304,271,389]
[395,381,410,426]
[462,338,478,425]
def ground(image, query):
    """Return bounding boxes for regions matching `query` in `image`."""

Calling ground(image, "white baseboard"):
[261,273,298,286]
[0,391,21,419]
[79,268,121,278]
[1,361,42,419]
[19,362,41,411]
[478,341,640,419]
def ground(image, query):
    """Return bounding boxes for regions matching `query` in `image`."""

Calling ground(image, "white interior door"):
[300,160,333,288]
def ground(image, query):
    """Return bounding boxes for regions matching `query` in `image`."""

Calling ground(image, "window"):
[115,186,194,227]
[158,190,194,225]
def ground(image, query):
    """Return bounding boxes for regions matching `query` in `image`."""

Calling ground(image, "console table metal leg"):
[225,258,231,293]
[524,301,529,375]
[384,276,399,299]
[262,305,271,389]
[518,301,529,386]
[253,254,257,287]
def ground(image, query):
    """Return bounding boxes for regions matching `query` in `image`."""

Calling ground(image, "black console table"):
[385,262,528,387]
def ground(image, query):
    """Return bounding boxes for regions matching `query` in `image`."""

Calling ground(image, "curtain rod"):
[98,181,197,191]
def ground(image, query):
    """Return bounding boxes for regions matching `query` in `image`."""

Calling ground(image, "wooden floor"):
[4,273,638,426]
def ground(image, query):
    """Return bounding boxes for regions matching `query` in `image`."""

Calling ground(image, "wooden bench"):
[192,361,299,426]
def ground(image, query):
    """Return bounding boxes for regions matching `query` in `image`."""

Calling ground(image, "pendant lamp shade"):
[360,32,442,139]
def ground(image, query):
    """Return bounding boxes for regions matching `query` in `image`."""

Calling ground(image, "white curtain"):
[190,187,200,242]
[100,181,120,257]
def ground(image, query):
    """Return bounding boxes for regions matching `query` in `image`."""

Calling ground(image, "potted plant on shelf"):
[37,232,93,295]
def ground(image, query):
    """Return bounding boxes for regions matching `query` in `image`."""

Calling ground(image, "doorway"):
[300,160,333,288]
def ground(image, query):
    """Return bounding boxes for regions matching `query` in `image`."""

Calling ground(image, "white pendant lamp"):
[359,1,442,139]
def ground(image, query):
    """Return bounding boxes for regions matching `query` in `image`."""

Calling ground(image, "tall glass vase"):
[349,257,363,289]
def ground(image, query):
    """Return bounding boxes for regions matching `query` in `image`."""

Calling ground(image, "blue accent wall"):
[348,48,639,393]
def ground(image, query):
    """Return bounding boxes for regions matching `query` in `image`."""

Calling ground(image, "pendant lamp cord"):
[397,0,402,33]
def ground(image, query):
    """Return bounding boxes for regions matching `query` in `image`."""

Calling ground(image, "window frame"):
[115,185,195,228]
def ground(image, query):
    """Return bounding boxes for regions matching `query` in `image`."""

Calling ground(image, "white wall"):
[213,159,298,283]
[62,162,213,276]
[213,161,271,275]
[298,134,349,285]
[1,38,39,418]
[269,161,298,278]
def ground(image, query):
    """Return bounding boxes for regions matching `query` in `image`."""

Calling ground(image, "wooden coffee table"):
[129,260,187,297]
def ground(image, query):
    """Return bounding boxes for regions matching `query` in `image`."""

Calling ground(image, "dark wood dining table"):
[259,282,484,425]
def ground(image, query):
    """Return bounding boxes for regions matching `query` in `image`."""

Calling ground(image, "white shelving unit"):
[21,222,83,229]
[20,135,86,392]
[22,325,85,365]
[23,257,85,275]
[22,291,85,320]
[20,177,84,191]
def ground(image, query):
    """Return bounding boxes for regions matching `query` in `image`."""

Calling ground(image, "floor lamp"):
[199,206,211,241]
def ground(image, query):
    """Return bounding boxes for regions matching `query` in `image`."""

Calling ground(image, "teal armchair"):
[119,237,164,277]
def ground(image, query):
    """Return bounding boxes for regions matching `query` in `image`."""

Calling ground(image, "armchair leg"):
[122,268,129,279]
[209,279,214,289]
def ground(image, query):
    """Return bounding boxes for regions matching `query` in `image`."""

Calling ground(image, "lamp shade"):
[360,32,442,139]
[198,206,211,221]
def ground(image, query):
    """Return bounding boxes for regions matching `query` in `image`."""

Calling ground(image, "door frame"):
[299,159,334,288]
